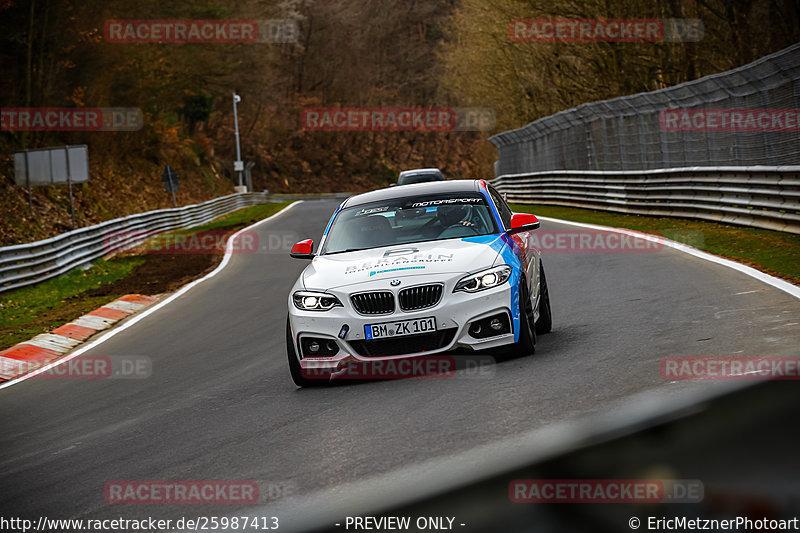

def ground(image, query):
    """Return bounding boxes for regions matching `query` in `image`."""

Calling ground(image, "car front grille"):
[351,291,395,315]
[398,284,443,311]
[349,329,457,357]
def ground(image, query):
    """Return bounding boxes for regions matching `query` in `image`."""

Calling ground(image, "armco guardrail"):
[0,192,275,294]
[492,166,800,235]
[266,192,352,202]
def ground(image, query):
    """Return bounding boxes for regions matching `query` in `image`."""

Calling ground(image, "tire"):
[535,262,553,335]
[510,278,536,357]
[286,316,323,388]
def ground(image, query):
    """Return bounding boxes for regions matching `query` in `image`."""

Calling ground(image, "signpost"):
[161,165,179,207]
[14,145,89,229]
[65,147,75,229]
[245,161,255,191]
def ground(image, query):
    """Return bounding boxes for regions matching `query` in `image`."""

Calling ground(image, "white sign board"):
[14,145,90,187]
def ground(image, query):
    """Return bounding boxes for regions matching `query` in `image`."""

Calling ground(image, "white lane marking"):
[734,290,761,295]
[536,215,800,300]
[0,201,303,391]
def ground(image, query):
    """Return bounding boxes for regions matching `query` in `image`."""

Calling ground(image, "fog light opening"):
[468,313,510,339]
[300,337,340,357]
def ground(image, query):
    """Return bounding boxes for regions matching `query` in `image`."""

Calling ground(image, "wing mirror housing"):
[507,213,540,235]
[290,239,315,259]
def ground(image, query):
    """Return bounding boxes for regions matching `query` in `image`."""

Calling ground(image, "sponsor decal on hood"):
[345,247,454,275]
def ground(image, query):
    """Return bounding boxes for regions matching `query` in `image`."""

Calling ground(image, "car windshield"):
[322,193,498,254]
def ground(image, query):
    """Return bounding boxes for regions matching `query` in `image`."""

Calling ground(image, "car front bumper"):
[288,274,520,378]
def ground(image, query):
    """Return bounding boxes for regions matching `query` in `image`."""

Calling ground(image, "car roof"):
[398,168,443,177]
[343,180,485,207]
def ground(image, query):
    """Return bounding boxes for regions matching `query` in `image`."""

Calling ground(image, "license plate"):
[364,317,437,340]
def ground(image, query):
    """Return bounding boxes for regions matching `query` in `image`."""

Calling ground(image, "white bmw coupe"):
[286,179,552,386]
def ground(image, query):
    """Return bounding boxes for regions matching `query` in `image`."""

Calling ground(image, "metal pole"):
[233,92,243,187]
[169,167,177,208]
[65,146,76,229]
[25,150,32,213]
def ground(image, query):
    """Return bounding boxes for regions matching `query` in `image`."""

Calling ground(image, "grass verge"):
[0,201,291,350]
[510,203,800,286]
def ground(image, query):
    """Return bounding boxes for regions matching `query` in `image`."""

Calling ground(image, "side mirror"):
[290,239,315,259]
[507,213,540,235]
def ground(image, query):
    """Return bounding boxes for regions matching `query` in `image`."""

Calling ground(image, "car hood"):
[302,235,504,291]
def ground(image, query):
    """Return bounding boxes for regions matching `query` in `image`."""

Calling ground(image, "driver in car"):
[437,204,474,227]
[421,204,476,238]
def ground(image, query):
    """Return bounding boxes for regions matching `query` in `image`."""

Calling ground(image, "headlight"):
[454,265,512,293]
[293,291,343,311]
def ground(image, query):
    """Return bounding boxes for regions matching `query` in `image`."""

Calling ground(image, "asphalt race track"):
[1,199,799,529]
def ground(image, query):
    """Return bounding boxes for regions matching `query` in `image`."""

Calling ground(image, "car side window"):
[488,186,512,229]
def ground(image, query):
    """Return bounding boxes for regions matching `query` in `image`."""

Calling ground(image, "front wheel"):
[509,278,536,357]
[535,262,553,334]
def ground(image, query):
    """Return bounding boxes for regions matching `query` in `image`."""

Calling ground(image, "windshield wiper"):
[324,247,372,255]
